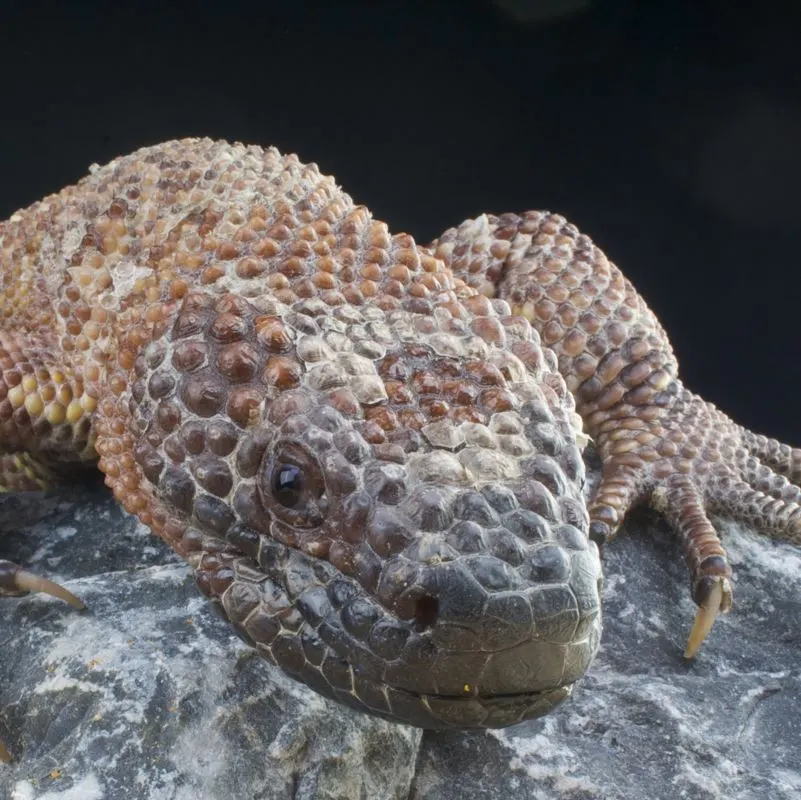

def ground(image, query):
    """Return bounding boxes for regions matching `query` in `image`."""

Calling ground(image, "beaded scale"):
[0,139,799,759]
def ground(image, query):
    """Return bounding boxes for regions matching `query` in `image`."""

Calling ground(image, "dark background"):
[1,0,799,443]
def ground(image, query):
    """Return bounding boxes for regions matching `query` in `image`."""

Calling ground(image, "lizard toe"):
[707,473,801,545]
[586,458,646,545]
[656,473,734,657]
[740,429,801,485]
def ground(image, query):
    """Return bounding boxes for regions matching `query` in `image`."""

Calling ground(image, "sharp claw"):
[13,569,85,610]
[684,578,727,659]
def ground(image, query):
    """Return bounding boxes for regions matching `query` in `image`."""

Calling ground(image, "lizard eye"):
[258,443,327,528]
[272,464,305,508]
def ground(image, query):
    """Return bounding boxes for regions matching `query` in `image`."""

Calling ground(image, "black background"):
[1,0,800,443]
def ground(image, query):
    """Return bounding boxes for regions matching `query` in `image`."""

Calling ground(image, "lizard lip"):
[349,678,575,729]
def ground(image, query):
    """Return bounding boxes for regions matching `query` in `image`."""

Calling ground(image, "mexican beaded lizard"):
[1,139,799,757]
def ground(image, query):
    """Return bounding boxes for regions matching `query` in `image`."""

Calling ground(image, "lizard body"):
[0,139,798,747]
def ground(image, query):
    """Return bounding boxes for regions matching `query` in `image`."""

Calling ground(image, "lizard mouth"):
[340,677,575,729]
[221,513,602,730]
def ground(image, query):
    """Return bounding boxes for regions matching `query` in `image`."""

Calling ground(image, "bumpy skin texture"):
[1,139,799,730]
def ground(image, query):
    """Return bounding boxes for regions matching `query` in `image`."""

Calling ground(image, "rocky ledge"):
[0,475,799,800]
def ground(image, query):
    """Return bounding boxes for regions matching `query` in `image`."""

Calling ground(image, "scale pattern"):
[1,138,799,730]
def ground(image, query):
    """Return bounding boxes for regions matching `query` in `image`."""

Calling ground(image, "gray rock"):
[0,486,420,800]
[1,479,799,800]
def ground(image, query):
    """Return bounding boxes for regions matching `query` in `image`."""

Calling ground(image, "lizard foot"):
[583,388,801,658]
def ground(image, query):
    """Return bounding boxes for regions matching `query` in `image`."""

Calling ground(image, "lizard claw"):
[0,559,85,610]
[684,576,731,659]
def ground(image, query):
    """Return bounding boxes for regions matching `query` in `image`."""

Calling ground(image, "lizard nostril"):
[414,595,439,631]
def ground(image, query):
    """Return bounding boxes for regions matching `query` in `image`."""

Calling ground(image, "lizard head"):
[121,289,603,728]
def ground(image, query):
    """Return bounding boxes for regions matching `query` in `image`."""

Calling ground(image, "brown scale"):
[364,343,533,453]
[0,138,799,751]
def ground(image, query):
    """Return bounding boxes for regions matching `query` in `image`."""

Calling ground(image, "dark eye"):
[259,442,327,528]
[272,463,305,508]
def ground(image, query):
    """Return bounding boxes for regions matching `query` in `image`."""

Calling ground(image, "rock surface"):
[1,476,799,800]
